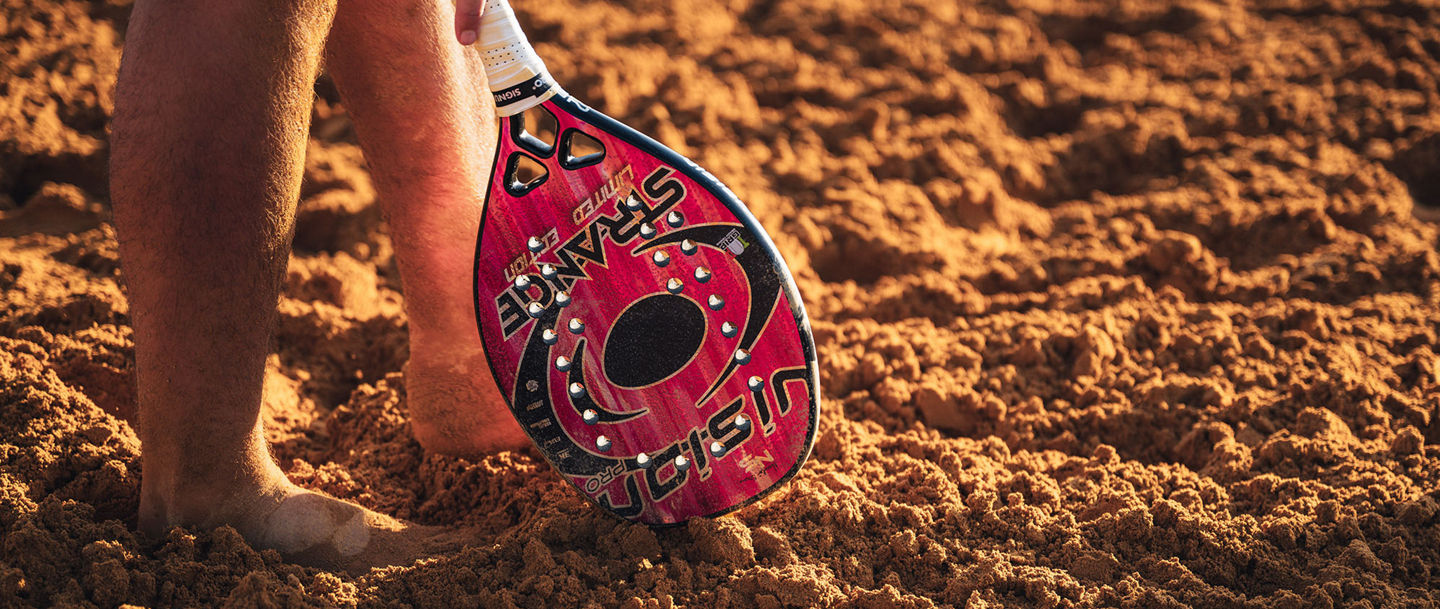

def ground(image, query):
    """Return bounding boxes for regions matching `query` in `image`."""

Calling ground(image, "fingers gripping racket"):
[471,0,818,525]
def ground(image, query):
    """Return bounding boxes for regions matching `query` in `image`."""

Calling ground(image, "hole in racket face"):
[603,293,706,388]
[559,129,606,170]
[505,152,549,197]
[511,105,559,157]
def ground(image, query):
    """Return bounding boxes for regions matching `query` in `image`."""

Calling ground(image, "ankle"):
[408,320,485,359]
[138,429,290,534]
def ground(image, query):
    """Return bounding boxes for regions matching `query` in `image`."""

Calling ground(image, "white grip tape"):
[478,0,553,93]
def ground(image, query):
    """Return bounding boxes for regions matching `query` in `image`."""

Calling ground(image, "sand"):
[4,0,1440,606]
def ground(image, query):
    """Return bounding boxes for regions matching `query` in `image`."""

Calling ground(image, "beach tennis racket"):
[470,0,818,525]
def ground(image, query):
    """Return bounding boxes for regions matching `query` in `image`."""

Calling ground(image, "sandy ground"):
[5,0,1440,606]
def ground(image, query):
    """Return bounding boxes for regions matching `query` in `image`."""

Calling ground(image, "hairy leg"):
[112,0,442,572]
[325,0,528,456]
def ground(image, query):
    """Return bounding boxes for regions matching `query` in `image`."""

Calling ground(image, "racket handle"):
[478,0,559,116]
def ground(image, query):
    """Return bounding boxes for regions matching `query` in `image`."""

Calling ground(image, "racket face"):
[473,93,818,525]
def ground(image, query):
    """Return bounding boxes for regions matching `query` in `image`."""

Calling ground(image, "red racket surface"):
[473,93,819,525]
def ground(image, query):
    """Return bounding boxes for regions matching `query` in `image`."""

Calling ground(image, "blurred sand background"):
[4,0,1440,606]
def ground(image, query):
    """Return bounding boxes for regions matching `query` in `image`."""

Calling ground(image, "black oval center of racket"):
[604,294,705,388]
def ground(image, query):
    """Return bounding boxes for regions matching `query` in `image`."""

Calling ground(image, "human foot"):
[250,485,454,573]
[139,450,453,574]
[404,340,531,458]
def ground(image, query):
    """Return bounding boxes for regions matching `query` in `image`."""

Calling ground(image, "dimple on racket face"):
[471,1,818,525]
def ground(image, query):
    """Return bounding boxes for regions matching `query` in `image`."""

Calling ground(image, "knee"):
[130,0,337,39]
[139,0,334,14]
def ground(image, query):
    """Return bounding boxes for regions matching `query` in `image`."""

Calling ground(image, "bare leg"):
[112,0,437,572]
[325,0,528,456]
